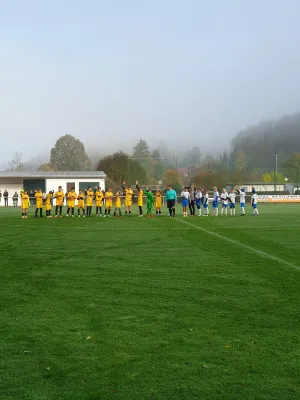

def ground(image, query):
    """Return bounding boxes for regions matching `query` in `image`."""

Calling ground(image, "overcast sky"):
[1,0,300,162]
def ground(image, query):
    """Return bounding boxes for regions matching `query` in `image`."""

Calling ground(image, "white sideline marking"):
[175,218,300,272]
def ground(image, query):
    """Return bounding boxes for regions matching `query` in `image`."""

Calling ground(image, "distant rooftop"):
[0,171,106,179]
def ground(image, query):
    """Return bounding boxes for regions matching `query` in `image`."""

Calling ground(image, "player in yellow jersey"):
[122,181,134,216]
[85,186,94,217]
[66,187,77,217]
[135,181,144,217]
[155,188,162,216]
[77,190,85,217]
[54,186,64,218]
[95,187,104,217]
[103,188,113,217]
[44,191,53,218]
[113,188,122,217]
[21,190,29,218]
[34,188,44,218]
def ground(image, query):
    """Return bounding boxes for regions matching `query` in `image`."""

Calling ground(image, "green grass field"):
[1,204,300,400]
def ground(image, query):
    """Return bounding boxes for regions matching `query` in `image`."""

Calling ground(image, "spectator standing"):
[12,192,18,207]
[3,190,9,207]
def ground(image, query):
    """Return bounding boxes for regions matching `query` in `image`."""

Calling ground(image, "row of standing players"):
[19,181,163,219]
[180,186,259,217]
[19,183,259,219]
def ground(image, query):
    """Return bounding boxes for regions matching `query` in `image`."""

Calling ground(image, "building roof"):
[0,171,106,179]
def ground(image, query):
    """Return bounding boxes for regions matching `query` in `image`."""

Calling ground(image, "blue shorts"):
[230,203,235,209]
[196,200,201,208]
[252,204,257,209]
[222,203,228,208]
[240,202,245,207]
[182,198,189,207]
[212,201,218,208]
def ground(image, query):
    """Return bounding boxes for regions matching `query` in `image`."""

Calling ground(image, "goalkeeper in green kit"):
[144,187,155,216]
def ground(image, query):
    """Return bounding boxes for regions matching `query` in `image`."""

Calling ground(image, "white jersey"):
[196,191,202,200]
[213,191,219,201]
[221,192,229,205]
[229,193,236,204]
[181,191,190,199]
[252,193,258,205]
[203,193,209,205]
[239,191,246,203]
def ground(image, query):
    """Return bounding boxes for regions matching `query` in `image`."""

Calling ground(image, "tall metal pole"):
[297,162,299,193]
[275,154,278,192]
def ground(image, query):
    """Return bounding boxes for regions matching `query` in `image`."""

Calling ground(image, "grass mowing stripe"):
[175,218,300,272]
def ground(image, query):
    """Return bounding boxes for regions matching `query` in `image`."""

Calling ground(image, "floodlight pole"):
[274,154,278,192]
[297,162,299,193]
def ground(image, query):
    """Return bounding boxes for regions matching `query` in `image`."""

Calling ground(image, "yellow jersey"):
[77,192,85,209]
[125,188,133,207]
[95,191,104,207]
[86,190,94,206]
[35,191,43,208]
[115,191,121,208]
[44,193,52,210]
[137,188,144,206]
[55,191,64,206]
[105,191,113,207]
[21,193,29,209]
[155,192,162,208]
[67,191,77,207]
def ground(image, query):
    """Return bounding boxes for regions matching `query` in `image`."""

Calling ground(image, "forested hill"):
[230,113,300,170]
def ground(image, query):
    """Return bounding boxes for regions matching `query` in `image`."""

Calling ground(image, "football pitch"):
[1,204,300,400]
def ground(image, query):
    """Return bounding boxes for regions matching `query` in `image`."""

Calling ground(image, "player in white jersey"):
[228,188,236,216]
[212,187,219,216]
[202,190,209,216]
[195,188,202,216]
[251,188,259,215]
[236,187,246,215]
[220,188,229,216]
[181,187,190,217]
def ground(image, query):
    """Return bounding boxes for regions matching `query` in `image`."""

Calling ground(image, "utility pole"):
[274,154,278,192]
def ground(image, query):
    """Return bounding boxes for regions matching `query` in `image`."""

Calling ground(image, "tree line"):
[3,111,300,188]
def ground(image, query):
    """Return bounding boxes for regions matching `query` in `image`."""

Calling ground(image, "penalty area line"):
[175,218,300,272]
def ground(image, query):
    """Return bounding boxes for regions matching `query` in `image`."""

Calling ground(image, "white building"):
[241,182,286,192]
[0,171,106,206]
